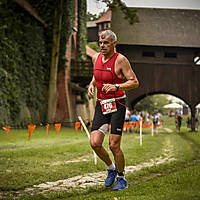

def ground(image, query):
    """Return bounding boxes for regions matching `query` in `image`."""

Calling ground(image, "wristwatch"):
[115,84,120,91]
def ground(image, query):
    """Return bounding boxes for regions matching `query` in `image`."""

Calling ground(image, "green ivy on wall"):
[59,0,75,70]
[0,0,86,127]
[77,0,87,61]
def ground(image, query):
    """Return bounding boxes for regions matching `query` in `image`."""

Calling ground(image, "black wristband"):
[115,84,119,91]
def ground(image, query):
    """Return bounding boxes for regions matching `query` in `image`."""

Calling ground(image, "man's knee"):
[90,133,103,150]
[109,141,120,153]
[90,140,102,150]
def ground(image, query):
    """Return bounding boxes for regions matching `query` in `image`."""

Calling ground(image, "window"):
[98,24,102,31]
[164,52,177,58]
[142,51,155,57]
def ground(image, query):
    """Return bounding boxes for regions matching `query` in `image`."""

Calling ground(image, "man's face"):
[99,35,116,55]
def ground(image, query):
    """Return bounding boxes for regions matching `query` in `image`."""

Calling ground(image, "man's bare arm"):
[102,55,139,93]
[118,56,139,91]
[88,53,99,98]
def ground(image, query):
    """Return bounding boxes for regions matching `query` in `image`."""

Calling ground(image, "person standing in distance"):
[88,30,139,190]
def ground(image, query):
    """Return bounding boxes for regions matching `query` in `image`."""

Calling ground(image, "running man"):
[88,30,139,190]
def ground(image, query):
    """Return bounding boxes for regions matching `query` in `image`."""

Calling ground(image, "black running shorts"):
[91,98,126,135]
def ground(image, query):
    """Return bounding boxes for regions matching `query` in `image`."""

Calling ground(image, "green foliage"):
[87,10,106,21]
[97,0,139,24]
[87,12,99,21]
[58,0,75,70]
[0,0,86,126]
[0,0,52,126]
[87,42,100,52]
[77,0,87,61]
[134,94,171,114]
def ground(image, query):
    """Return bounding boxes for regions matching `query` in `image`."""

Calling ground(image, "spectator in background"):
[137,112,142,121]
[169,110,173,117]
[152,114,159,127]
[124,108,131,132]
[175,113,182,132]
[130,111,139,131]
[187,117,190,129]
[195,115,199,131]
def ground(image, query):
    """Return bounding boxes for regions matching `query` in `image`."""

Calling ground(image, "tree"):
[87,0,139,52]
[47,0,63,122]
[87,42,100,52]
[134,94,171,114]
[96,0,139,24]
[87,12,98,21]
[87,10,107,21]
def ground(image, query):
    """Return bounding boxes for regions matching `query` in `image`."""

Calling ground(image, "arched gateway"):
[110,8,200,131]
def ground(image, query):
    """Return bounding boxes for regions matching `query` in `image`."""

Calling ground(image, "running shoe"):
[105,167,117,187]
[113,177,128,190]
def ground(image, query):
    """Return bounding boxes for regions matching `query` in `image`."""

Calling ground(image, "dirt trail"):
[24,130,176,194]
[25,157,176,194]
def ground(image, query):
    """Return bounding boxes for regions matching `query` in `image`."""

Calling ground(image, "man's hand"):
[88,83,95,98]
[102,84,117,93]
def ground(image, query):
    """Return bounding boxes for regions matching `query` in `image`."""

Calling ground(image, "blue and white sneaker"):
[105,167,117,187]
[113,177,128,190]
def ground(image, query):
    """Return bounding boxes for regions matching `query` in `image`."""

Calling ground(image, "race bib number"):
[100,98,117,115]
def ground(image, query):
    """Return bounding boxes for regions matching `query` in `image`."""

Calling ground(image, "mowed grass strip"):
[0,127,94,191]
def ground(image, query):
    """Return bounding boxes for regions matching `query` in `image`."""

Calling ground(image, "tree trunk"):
[47,0,63,123]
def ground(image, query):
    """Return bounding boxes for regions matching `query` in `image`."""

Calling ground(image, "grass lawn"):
[0,116,200,200]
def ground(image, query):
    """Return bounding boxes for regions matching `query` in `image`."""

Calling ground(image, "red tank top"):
[94,52,125,100]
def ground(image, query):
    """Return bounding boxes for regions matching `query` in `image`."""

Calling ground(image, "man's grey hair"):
[99,30,117,42]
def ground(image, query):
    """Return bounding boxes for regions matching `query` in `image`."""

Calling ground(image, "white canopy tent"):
[196,104,200,115]
[163,103,183,109]
[196,104,200,109]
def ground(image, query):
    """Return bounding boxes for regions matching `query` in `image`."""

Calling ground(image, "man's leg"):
[90,130,112,166]
[109,134,124,173]
[90,130,117,187]
[109,134,128,190]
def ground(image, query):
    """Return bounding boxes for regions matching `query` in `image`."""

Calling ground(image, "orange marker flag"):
[28,125,36,140]
[55,123,61,134]
[123,122,127,131]
[127,122,133,129]
[46,124,50,135]
[2,126,12,142]
[75,122,81,132]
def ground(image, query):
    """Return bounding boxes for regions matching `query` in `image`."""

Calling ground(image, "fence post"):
[78,116,97,165]
[140,119,142,146]
[152,121,154,136]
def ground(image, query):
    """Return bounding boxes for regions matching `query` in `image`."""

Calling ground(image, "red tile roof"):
[95,9,112,24]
